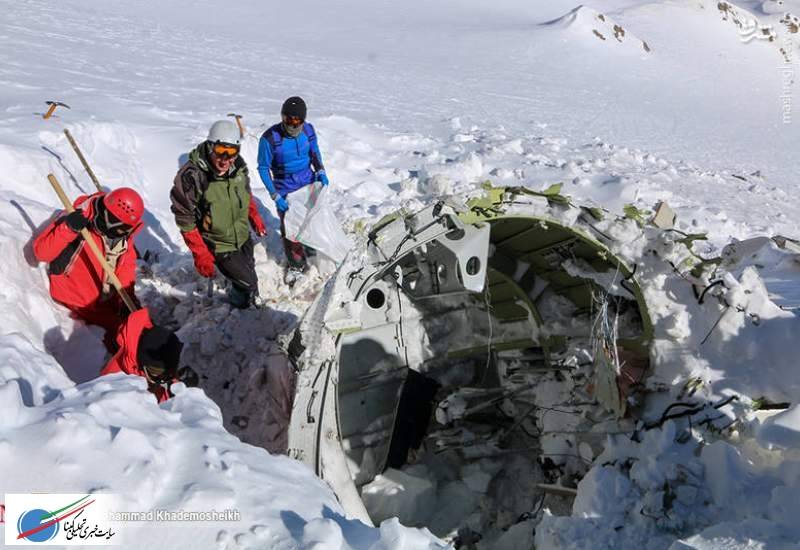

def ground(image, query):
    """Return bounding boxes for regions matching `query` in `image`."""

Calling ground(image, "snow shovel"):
[46,173,138,313]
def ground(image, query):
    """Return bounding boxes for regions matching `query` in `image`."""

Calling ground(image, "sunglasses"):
[283,115,304,127]
[212,143,240,158]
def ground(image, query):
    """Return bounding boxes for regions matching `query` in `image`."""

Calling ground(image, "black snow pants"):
[214,238,258,298]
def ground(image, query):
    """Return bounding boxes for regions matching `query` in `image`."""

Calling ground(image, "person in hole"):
[101,307,191,403]
[33,187,145,350]
[257,96,328,285]
[171,120,267,308]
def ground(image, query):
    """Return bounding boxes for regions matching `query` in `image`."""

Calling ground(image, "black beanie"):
[138,326,183,378]
[281,96,307,120]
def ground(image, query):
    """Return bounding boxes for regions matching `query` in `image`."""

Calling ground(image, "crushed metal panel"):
[288,184,657,524]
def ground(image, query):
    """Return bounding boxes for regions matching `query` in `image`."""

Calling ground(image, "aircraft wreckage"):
[285,185,660,525]
[178,182,797,537]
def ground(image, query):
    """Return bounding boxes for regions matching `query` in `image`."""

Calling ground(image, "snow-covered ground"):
[2,0,800,548]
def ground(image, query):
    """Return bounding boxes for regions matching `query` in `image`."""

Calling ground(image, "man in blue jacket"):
[257,96,328,284]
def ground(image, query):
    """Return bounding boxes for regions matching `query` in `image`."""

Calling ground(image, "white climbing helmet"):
[207,120,240,146]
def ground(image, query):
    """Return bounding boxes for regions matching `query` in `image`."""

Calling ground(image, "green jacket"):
[170,143,253,253]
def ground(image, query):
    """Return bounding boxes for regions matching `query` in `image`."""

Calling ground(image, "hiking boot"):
[226,285,254,309]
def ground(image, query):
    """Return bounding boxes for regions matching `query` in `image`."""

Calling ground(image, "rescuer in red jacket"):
[33,188,144,347]
[102,307,184,403]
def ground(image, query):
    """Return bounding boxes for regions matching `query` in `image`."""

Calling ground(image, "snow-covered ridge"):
[544,5,652,53]
[543,0,800,63]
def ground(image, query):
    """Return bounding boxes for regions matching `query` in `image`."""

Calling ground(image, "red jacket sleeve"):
[32,215,81,263]
[248,194,266,231]
[116,242,138,290]
[248,194,258,220]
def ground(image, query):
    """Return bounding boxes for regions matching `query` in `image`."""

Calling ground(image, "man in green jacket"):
[170,120,267,308]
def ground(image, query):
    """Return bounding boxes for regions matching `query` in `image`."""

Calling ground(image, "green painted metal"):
[459,185,654,363]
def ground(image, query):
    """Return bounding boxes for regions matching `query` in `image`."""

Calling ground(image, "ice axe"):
[43,100,70,120]
[46,173,138,313]
[63,128,103,193]
[227,113,245,138]
[40,101,102,193]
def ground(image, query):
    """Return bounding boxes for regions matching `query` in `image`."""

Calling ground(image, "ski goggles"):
[102,206,133,236]
[282,115,304,127]
[212,143,240,158]
[143,363,169,383]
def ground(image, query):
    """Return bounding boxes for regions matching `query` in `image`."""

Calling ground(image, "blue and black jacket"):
[257,123,325,197]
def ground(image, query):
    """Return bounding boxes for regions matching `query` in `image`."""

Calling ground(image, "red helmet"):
[104,187,144,226]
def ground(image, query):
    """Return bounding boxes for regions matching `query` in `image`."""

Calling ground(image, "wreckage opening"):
[289,197,653,544]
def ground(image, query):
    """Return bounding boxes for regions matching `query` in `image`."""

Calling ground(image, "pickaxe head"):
[43,101,71,120]
[227,113,245,138]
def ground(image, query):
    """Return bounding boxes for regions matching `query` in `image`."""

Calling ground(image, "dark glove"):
[63,210,90,232]
[117,288,141,318]
[316,170,329,186]
[181,229,215,278]
[275,196,289,213]
[177,366,199,387]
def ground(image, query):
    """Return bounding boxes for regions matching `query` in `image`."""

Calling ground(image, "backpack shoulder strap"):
[303,123,316,142]
[182,163,210,196]
[265,127,283,150]
[179,163,212,225]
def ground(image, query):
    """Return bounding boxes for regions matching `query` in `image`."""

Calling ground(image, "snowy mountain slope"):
[3,0,798,180]
[1,0,800,548]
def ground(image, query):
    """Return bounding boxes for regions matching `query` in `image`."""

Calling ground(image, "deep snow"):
[2,0,800,548]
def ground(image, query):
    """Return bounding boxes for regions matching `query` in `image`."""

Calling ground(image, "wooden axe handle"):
[43,104,57,120]
[63,129,102,192]
[46,173,138,313]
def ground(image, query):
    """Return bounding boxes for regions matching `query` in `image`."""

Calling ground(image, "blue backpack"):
[264,123,317,151]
